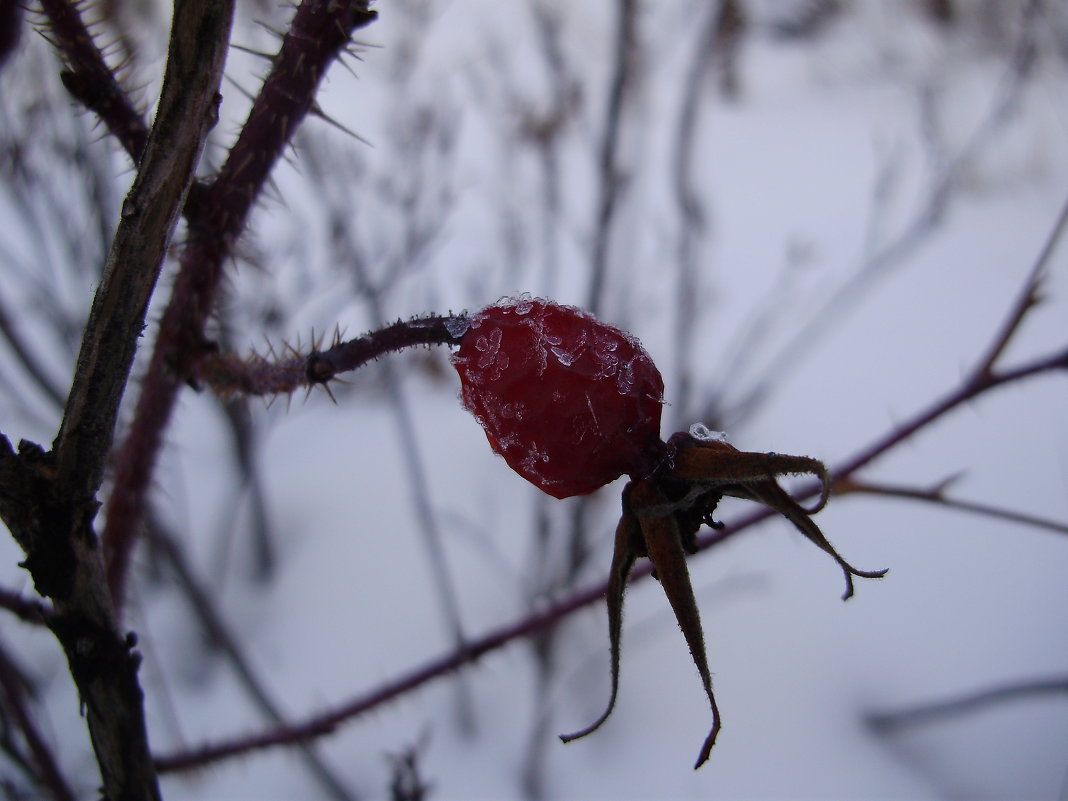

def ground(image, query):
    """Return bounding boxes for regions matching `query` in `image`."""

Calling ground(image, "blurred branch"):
[145,515,358,801]
[586,0,638,316]
[668,0,722,429]
[0,294,66,409]
[0,587,48,626]
[0,640,76,801]
[866,675,1068,733]
[0,2,235,798]
[153,574,612,773]
[724,7,1044,422]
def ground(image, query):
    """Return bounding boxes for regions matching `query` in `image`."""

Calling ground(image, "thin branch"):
[974,193,1068,376]
[0,641,77,801]
[144,515,358,801]
[193,315,468,397]
[53,0,233,503]
[0,587,48,626]
[668,1,721,430]
[866,675,1068,733]
[722,15,1044,423]
[154,577,611,773]
[1,2,236,800]
[836,477,1068,537]
[151,241,1068,772]
[0,293,66,409]
[586,0,638,317]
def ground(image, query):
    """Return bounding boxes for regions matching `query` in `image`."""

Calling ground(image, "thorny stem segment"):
[671,440,885,598]
[195,315,469,397]
[102,0,378,610]
[38,0,150,160]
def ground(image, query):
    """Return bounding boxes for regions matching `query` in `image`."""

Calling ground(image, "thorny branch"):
[102,0,379,609]
[37,0,150,160]
[194,315,468,398]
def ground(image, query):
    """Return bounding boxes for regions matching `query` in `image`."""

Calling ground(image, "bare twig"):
[668,1,721,430]
[974,194,1068,376]
[145,516,358,801]
[836,477,1068,537]
[0,641,77,801]
[866,675,1068,732]
[723,11,1044,423]
[0,294,66,409]
[193,315,468,397]
[0,587,48,626]
[586,0,638,317]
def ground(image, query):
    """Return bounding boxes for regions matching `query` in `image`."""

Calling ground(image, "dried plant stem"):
[867,675,1068,732]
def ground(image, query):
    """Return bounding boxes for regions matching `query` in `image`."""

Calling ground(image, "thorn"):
[309,101,373,146]
[229,42,275,62]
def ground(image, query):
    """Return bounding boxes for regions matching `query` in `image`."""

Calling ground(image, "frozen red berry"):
[452,296,666,499]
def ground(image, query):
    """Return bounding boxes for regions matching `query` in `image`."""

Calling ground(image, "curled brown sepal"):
[559,481,722,769]
[667,434,887,600]
[561,430,884,769]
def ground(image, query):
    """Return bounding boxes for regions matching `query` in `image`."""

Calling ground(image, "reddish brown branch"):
[155,578,609,773]
[0,642,77,801]
[102,0,378,609]
[835,477,1068,537]
[195,315,468,396]
[38,0,150,160]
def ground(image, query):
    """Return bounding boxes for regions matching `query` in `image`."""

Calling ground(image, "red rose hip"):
[452,297,665,498]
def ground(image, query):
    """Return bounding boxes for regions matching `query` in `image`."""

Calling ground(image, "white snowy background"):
[1,1,1067,799]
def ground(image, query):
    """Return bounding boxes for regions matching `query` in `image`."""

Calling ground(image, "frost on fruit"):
[444,315,471,338]
[452,297,665,498]
[689,422,727,442]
